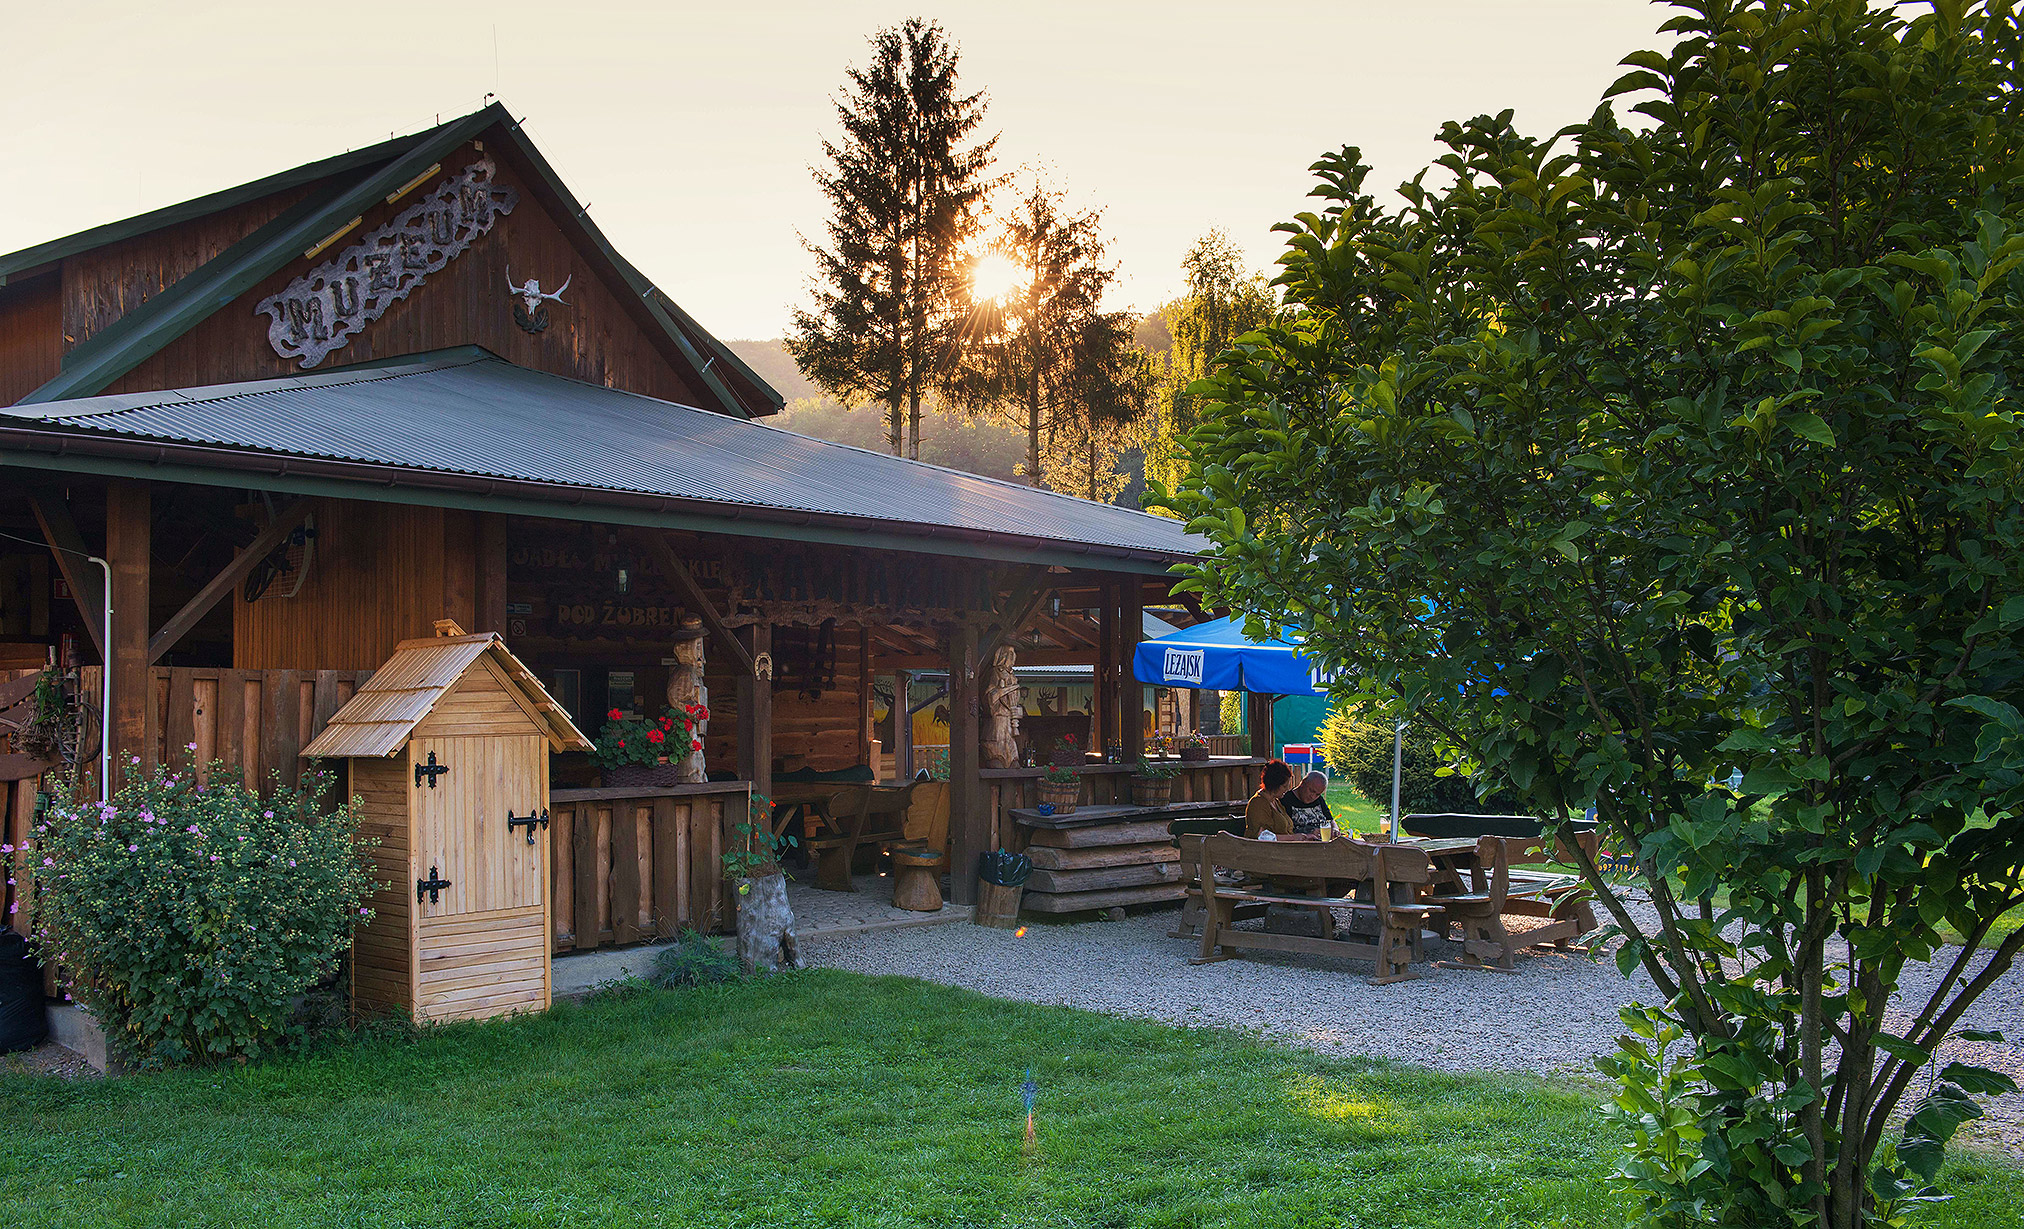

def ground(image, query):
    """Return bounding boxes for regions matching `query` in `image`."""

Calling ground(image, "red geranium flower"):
[646,729,665,744]
[660,716,674,729]
[607,708,624,721]
[691,738,702,752]
[616,739,626,749]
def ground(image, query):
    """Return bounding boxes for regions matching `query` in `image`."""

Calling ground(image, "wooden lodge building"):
[0,104,1267,951]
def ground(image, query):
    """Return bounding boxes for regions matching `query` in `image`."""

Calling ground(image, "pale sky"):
[1,1,1667,340]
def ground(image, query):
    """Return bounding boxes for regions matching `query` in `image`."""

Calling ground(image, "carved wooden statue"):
[981,641,1022,770]
[667,615,708,784]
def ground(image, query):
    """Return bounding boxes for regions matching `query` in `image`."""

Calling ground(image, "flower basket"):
[1179,746,1210,763]
[1036,779,1081,815]
[605,761,687,788]
[1131,775,1174,807]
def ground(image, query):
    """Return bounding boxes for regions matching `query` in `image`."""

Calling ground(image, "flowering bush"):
[590,704,707,769]
[29,755,376,1067]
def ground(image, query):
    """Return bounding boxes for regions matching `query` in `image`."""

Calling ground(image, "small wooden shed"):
[303,621,590,1023]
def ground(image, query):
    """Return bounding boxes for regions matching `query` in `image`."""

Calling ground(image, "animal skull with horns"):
[506,268,571,316]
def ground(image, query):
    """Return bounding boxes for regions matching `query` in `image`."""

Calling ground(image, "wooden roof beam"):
[148,497,313,664]
[629,529,756,678]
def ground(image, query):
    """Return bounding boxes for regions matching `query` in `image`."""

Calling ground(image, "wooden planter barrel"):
[976,880,1024,928]
[1036,780,1081,814]
[1131,776,1174,807]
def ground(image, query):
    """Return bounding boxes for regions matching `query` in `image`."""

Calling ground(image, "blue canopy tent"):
[1132,616,1326,696]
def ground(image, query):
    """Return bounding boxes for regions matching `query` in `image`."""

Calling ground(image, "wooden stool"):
[891,846,945,912]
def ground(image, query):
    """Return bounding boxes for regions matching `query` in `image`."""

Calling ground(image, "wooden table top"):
[1011,799,1246,830]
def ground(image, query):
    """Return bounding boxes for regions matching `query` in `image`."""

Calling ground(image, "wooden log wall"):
[233,500,478,673]
[549,782,749,951]
[980,759,1263,858]
[704,623,869,779]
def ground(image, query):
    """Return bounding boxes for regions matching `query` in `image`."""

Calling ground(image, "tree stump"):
[735,872,801,973]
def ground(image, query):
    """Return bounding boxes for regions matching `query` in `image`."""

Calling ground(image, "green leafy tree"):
[1142,231,1278,498]
[788,18,997,459]
[1151,2,2024,1224]
[955,179,1153,492]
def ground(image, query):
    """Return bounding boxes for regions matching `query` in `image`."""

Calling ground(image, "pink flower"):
[288,860,297,868]
[209,854,221,862]
[238,835,247,842]
[186,825,201,834]
[41,857,53,867]
[358,907,370,916]
[127,845,138,853]
[6,904,14,915]
[263,811,274,819]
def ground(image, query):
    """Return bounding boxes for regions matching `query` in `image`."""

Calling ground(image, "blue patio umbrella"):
[1131,615,1328,696]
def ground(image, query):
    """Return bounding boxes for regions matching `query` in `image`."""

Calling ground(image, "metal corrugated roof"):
[1,350,1203,560]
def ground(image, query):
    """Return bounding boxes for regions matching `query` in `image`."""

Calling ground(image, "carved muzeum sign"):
[256,158,518,368]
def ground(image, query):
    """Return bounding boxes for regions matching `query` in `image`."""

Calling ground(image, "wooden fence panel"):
[548,784,746,953]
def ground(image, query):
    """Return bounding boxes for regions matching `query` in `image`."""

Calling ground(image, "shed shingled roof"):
[301,631,591,759]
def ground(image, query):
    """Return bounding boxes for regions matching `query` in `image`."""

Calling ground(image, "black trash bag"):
[0,930,47,1054]
[978,849,1032,888]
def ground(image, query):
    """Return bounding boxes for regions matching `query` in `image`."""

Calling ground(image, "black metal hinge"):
[415,751,449,789]
[417,866,452,904]
[507,808,550,845]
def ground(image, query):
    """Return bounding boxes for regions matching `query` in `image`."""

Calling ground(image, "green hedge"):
[1318,705,1515,814]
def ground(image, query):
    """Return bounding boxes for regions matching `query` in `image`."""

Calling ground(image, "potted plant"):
[1132,756,1179,806]
[1048,733,1082,768]
[1179,731,1211,763]
[1036,764,1081,814]
[593,705,705,787]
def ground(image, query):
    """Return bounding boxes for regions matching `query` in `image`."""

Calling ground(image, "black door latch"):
[417,866,453,904]
[415,751,450,789]
[507,808,550,845]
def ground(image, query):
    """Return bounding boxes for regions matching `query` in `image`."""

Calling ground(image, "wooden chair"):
[1168,814,1252,939]
[1424,833,1599,972]
[1191,833,1434,985]
[806,782,919,891]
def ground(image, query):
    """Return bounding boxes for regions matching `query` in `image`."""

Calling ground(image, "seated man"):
[1283,768,1336,837]
[1244,760,1319,841]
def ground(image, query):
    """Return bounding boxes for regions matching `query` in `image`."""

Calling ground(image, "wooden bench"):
[1424,834,1599,971]
[1167,815,1252,939]
[806,782,918,891]
[1191,833,1434,985]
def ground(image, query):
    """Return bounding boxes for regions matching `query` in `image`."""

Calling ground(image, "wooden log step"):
[1025,842,1180,870]
[1027,820,1175,849]
[1020,883,1187,913]
[1027,862,1183,893]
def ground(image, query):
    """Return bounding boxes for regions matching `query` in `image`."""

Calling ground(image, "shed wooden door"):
[411,732,550,1020]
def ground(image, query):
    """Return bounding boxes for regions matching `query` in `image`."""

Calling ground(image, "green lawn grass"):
[2,972,2017,1228]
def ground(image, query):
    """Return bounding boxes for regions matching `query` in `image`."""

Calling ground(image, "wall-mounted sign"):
[255,158,518,368]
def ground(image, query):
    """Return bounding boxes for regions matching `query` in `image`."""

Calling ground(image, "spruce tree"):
[954,179,1151,491]
[788,18,996,459]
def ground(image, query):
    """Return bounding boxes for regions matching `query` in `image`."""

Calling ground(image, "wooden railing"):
[1198,734,1250,758]
[548,782,752,952]
[979,757,1262,852]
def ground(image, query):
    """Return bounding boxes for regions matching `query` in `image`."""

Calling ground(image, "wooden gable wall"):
[108,142,707,403]
[3,129,711,409]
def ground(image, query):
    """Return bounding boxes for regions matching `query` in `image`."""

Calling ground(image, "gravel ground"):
[801,905,2024,1156]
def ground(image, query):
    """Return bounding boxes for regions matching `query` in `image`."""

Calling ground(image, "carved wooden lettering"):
[255,158,518,368]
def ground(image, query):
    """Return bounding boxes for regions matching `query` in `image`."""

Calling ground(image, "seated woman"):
[1244,760,1319,840]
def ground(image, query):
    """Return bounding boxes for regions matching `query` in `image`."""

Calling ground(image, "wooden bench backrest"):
[1475,830,1598,868]
[828,782,918,821]
[1201,832,1432,884]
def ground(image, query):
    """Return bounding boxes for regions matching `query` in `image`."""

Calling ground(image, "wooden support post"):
[892,669,914,779]
[106,481,150,789]
[857,624,874,773]
[1120,578,1145,764]
[1248,691,1276,760]
[1095,581,1116,757]
[476,513,509,635]
[736,623,772,801]
[947,621,985,907]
